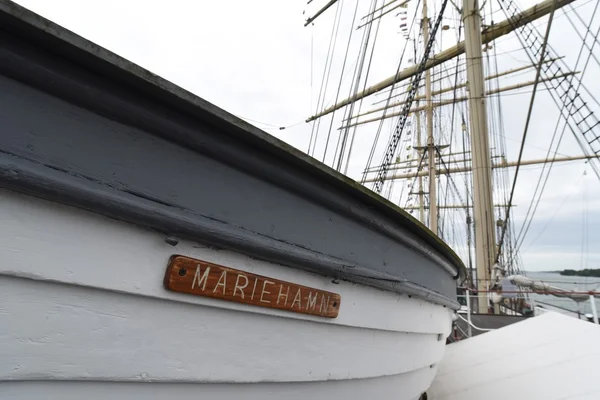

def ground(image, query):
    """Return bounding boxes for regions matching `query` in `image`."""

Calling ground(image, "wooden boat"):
[0,2,465,399]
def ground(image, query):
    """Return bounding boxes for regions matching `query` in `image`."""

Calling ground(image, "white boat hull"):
[0,190,452,399]
[0,376,432,400]
[0,3,465,396]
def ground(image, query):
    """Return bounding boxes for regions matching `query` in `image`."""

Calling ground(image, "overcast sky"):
[14,0,600,272]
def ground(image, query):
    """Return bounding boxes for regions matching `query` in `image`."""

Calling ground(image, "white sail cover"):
[505,275,598,302]
[428,311,600,400]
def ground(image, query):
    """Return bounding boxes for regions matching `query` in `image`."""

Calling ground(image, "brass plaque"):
[164,255,341,318]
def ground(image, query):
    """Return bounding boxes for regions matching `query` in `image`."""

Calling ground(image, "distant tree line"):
[560,269,600,277]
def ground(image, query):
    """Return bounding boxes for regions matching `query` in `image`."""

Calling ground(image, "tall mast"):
[416,109,426,223]
[422,0,438,233]
[462,0,496,314]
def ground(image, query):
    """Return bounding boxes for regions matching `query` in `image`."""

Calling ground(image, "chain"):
[373,0,450,193]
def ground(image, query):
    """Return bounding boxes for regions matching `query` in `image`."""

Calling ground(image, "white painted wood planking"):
[0,188,450,390]
[0,189,453,334]
[1,276,442,382]
[0,370,434,400]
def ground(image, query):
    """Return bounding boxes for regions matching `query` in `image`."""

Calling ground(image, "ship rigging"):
[303,0,600,314]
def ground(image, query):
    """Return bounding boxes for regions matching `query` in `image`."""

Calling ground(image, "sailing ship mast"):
[306,0,573,120]
[422,0,438,233]
[304,0,599,315]
[462,0,496,313]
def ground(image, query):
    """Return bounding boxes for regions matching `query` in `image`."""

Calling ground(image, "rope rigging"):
[372,0,450,194]
[308,0,344,157]
[342,1,385,175]
[497,0,600,182]
[494,0,600,267]
[360,0,423,184]
[438,23,464,240]
[490,0,600,270]
[335,0,379,172]
[495,0,558,264]
[304,0,600,282]
[322,0,362,164]
[580,168,589,270]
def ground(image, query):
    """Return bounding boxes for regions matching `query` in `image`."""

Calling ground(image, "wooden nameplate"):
[164,255,340,318]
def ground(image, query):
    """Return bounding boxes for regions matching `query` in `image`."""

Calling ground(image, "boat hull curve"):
[0,3,465,397]
[0,190,450,399]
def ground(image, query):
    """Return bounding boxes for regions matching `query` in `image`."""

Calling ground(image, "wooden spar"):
[360,0,401,20]
[464,0,495,314]
[485,58,563,80]
[415,107,425,223]
[404,204,512,210]
[304,0,338,26]
[362,154,600,182]
[356,0,410,30]
[306,0,576,121]
[371,158,473,172]
[423,0,437,234]
[373,57,562,106]
[364,58,562,116]
[364,154,501,174]
[339,71,577,129]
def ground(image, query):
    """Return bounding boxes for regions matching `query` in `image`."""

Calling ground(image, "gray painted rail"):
[0,0,465,308]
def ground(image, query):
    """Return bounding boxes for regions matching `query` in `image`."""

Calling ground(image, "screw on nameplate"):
[164,255,341,318]
[164,236,179,246]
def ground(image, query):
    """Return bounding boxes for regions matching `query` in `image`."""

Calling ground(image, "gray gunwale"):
[0,0,466,309]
